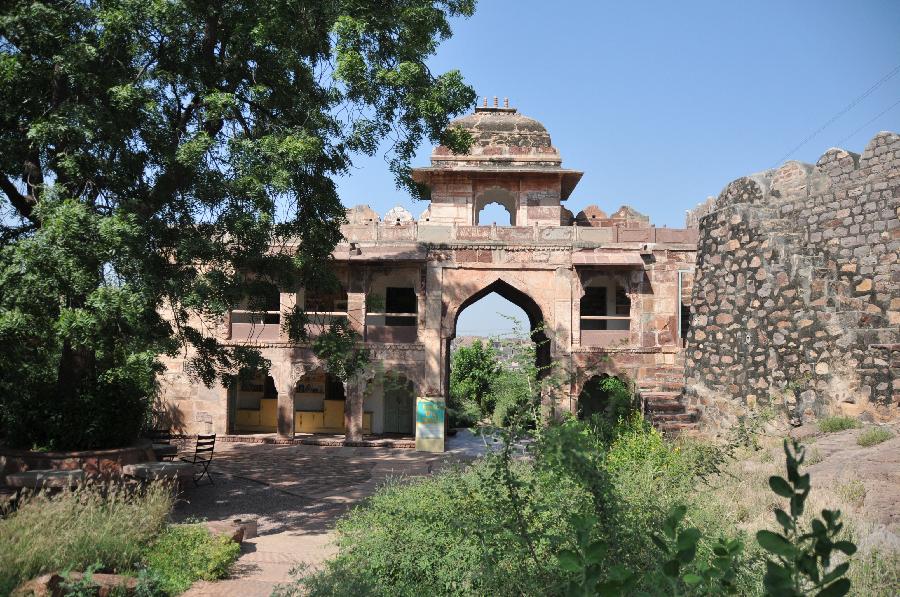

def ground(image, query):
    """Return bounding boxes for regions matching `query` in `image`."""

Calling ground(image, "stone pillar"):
[347,266,366,335]
[554,266,573,352]
[276,390,294,438]
[279,291,296,341]
[273,363,294,438]
[423,263,445,397]
[344,377,365,441]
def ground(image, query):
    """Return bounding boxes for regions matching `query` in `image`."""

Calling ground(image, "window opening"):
[385,287,417,326]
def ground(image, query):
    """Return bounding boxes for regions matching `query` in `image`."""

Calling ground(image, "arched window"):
[474,188,517,226]
[477,202,512,226]
[233,372,278,432]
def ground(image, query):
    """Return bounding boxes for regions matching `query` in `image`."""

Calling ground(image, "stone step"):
[647,401,686,413]
[651,412,698,423]
[641,391,683,400]
[657,421,701,435]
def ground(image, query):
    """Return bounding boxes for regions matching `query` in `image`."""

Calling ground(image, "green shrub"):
[281,415,746,596]
[449,340,500,426]
[490,369,531,427]
[756,439,856,596]
[0,482,171,595]
[818,416,861,433]
[856,426,893,447]
[143,524,241,595]
[285,457,594,596]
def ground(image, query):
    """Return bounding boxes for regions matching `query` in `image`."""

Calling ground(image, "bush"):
[0,482,172,595]
[856,426,893,447]
[280,415,745,596]
[143,524,241,595]
[449,340,500,426]
[490,369,532,427]
[284,457,594,596]
[818,416,861,433]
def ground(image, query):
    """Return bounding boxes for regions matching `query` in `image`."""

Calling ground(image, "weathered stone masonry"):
[159,103,700,440]
[684,131,900,430]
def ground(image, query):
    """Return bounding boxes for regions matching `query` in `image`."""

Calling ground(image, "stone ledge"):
[217,435,416,449]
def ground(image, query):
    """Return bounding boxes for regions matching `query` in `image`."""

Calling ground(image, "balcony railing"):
[579,315,630,347]
[230,310,282,341]
[304,312,349,338]
[366,312,418,343]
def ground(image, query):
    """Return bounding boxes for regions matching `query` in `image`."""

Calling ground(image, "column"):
[344,377,364,441]
[273,363,294,438]
[276,390,294,438]
[346,265,366,336]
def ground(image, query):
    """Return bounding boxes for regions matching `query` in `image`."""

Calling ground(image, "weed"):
[805,447,824,465]
[856,427,893,447]
[143,523,241,595]
[0,481,171,595]
[757,439,856,596]
[818,416,861,433]
[837,480,866,508]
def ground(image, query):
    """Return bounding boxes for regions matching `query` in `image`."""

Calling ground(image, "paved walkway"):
[177,434,487,596]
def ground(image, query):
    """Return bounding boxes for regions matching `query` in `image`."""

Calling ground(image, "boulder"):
[13,572,138,597]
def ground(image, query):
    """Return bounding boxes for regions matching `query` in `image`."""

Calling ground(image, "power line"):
[836,97,900,147]
[774,62,900,166]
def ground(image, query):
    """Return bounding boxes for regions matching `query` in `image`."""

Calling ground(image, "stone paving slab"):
[178,438,480,596]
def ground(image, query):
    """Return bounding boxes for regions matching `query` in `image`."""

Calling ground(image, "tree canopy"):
[0,0,476,449]
[450,339,500,420]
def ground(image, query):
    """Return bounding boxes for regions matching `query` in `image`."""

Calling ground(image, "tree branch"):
[0,174,38,223]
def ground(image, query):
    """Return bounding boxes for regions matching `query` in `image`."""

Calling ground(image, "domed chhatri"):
[429,100,564,168]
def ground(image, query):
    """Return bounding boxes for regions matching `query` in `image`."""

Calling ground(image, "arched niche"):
[577,374,625,420]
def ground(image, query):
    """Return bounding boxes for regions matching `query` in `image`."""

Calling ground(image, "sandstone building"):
[160,102,698,440]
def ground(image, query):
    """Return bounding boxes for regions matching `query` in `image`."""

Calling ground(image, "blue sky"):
[336,0,900,336]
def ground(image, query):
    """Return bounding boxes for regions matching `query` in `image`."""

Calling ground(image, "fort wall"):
[684,131,899,431]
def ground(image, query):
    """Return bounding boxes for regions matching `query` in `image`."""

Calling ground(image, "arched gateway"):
[159,101,699,448]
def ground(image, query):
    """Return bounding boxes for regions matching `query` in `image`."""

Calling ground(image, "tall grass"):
[0,481,172,594]
[818,416,861,433]
[857,427,893,447]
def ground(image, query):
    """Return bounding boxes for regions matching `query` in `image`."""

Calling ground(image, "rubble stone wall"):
[684,131,899,431]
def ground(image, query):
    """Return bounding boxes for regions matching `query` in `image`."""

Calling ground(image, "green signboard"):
[415,397,445,452]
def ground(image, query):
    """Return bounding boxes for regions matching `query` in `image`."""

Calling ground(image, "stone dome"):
[430,104,561,166]
[447,109,552,149]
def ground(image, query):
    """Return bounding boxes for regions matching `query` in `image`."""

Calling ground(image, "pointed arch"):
[445,277,551,377]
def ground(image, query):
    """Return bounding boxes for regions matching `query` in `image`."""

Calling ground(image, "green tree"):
[449,339,499,423]
[0,0,476,449]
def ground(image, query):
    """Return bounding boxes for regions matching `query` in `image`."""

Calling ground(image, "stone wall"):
[684,131,899,431]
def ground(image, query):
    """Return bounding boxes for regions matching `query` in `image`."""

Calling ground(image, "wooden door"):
[383,376,414,434]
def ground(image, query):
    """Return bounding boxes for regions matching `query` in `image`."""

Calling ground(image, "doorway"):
[383,374,415,434]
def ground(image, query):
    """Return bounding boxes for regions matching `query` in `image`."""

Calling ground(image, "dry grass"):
[0,480,173,594]
[689,436,898,596]
[857,426,893,447]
